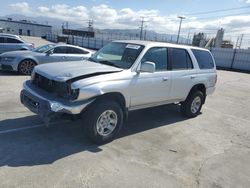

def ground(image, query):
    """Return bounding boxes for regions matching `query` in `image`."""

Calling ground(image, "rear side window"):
[192,49,215,69]
[6,38,23,44]
[170,48,193,70]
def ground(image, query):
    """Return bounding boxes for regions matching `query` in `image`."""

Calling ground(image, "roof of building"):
[0,19,52,28]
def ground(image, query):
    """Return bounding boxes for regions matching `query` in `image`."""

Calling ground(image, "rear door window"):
[6,37,23,44]
[192,49,215,69]
[0,37,4,43]
[169,48,193,70]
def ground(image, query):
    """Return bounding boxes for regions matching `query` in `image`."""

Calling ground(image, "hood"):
[34,60,123,82]
[1,50,37,57]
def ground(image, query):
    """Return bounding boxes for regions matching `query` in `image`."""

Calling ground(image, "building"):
[214,28,225,48]
[192,33,206,47]
[221,40,233,49]
[0,18,52,37]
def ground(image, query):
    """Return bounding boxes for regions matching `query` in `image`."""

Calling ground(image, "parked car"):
[20,40,217,144]
[0,33,33,54]
[0,44,93,75]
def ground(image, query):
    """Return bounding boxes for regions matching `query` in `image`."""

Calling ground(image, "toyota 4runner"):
[20,40,217,144]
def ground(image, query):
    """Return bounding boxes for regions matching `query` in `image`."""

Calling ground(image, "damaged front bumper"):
[20,80,94,120]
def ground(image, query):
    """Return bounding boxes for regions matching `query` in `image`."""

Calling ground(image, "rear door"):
[4,37,24,52]
[0,37,4,54]
[168,48,197,100]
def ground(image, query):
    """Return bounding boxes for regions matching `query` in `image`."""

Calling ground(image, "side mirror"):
[138,61,155,73]
[46,50,53,56]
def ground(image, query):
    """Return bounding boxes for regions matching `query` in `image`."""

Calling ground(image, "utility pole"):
[177,16,186,44]
[144,25,147,40]
[238,34,244,49]
[139,17,145,40]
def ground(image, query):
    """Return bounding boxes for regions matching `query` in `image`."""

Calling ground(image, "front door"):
[130,47,172,108]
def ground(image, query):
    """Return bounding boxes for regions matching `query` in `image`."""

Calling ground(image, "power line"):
[185,5,250,16]
[192,12,250,20]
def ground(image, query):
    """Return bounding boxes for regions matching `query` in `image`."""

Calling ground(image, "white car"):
[21,40,217,144]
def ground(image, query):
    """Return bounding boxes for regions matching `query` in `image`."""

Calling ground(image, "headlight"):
[2,57,15,62]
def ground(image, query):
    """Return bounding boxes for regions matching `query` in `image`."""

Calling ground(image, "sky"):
[1,0,250,41]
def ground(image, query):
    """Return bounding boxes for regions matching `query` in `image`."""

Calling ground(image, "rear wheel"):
[181,91,204,118]
[18,59,36,75]
[82,100,124,145]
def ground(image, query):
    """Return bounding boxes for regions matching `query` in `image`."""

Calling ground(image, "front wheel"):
[18,59,36,75]
[82,100,124,145]
[181,91,204,118]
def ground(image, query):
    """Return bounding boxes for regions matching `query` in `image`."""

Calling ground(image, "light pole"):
[177,16,185,44]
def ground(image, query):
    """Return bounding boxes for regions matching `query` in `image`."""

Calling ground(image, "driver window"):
[141,47,168,71]
[53,46,67,54]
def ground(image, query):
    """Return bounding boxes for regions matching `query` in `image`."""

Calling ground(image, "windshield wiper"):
[98,61,122,68]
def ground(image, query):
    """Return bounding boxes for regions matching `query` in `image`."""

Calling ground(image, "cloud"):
[9,2,31,14]
[7,2,250,36]
[37,4,89,24]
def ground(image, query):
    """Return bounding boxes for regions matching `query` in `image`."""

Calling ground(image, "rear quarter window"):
[192,49,215,69]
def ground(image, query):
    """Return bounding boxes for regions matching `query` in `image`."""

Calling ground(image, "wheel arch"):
[82,92,128,120]
[187,84,206,104]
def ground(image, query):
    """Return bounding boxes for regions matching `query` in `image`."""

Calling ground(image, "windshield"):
[90,42,144,69]
[33,44,55,53]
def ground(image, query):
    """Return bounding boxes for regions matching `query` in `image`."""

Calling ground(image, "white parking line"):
[0,124,44,134]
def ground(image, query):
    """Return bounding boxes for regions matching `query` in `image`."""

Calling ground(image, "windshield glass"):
[90,42,144,69]
[33,44,55,53]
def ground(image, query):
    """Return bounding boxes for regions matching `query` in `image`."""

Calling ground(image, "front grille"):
[32,73,69,96]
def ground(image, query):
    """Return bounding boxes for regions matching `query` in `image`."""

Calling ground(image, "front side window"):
[67,47,89,54]
[90,42,144,69]
[6,38,23,44]
[141,47,168,71]
[53,46,67,54]
[192,49,215,69]
[170,48,193,70]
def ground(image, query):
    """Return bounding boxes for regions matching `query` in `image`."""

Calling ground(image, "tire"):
[181,91,204,118]
[82,100,124,145]
[18,59,36,75]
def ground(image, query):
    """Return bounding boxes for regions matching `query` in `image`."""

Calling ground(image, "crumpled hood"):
[34,60,123,82]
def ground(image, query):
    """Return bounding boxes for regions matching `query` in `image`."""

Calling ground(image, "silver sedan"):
[0,44,93,75]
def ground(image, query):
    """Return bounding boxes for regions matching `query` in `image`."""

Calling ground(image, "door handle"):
[62,56,66,59]
[191,75,197,79]
[162,77,169,81]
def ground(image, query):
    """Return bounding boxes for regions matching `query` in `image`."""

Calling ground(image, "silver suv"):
[20,40,217,144]
[0,34,33,54]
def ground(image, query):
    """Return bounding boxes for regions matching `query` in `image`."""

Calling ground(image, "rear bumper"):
[20,81,94,119]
